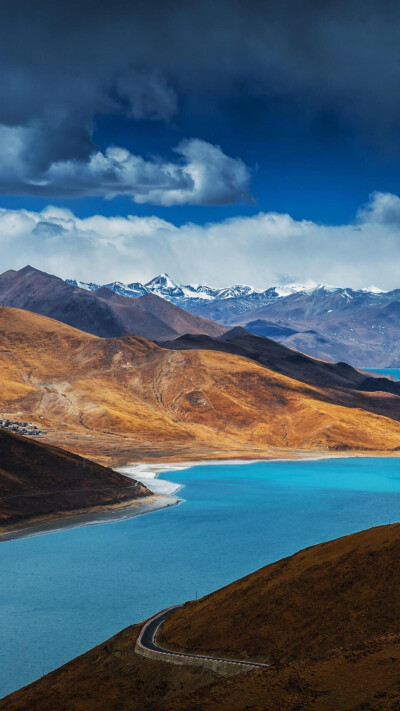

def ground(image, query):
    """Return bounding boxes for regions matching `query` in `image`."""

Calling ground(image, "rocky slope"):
[0,428,151,535]
[1,306,400,465]
[227,287,400,366]
[0,266,226,340]
[2,524,400,710]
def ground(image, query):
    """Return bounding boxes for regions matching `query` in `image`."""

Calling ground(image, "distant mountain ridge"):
[65,273,387,310]
[66,274,400,366]
[5,266,400,365]
[227,287,400,367]
[68,272,379,315]
[0,266,226,341]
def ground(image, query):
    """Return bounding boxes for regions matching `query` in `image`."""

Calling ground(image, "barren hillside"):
[0,428,151,534]
[1,306,400,464]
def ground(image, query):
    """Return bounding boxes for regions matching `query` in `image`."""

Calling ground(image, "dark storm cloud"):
[1,0,400,199]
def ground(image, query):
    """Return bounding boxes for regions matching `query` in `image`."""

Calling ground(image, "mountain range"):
[66,272,353,315]
[65,273,400,366]
[2,266,399,365]
[0,267,226,341]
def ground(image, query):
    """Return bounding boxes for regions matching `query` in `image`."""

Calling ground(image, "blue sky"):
[1,98,400,227]
[2,0,400,287]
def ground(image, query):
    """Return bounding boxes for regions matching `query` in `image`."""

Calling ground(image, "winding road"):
[136,604,269,675]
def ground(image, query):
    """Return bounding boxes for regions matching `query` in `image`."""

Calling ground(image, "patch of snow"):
[105,281,148,297]
[362,285,387,294]
[66,279,100,291]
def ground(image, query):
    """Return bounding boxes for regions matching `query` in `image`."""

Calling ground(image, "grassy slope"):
[160,523,400,663]
[1,306,400,465]
[2,524,400,711]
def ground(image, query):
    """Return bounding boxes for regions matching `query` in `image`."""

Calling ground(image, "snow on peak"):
[362,285,387,294]
[217,284,261,300]
[180,283,220,300]
[145,273,180,289]
[104,281,149,297]
[65,275,391,310]
[144,273,185,300]
[66,279,100,291]
[273,282,320,297]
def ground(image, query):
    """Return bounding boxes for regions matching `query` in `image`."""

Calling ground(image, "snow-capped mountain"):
[144,273,221,301]
[104,281,149,298]
[65,274,303,309]
[63,273,400,364]
[65,274,389,323]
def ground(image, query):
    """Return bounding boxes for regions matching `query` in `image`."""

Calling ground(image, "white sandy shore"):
[116,451,380,491]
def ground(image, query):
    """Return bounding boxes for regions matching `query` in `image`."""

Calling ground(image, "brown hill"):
[3,524,400,711]
[160,329,400,424]
[161,327,400,395]
[160,523,400,663]
[0,265,226,340]
[1,306,400,464]
[0,429,151,535]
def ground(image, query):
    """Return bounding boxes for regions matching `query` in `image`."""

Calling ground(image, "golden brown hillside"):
[161,523,400,663]
[2,525,400,711]
[1,306,400,464]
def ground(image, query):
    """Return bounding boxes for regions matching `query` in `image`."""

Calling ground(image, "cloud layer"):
[0,133,250,204]
[1,192,400,290]
[2,0,400,129]
[1,1,400,200]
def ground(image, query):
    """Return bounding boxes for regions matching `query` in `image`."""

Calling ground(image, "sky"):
[1,0,400,288]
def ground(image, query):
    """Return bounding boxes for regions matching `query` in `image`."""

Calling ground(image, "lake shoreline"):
[0,493,179,542]
[2,449,400,542]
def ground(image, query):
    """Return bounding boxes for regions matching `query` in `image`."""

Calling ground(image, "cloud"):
[0,1,400,199]
[357,191,400,225]
[1,192,400,289]
[115,68,177,121]
[0,135,250,204]
[2,1,400,130]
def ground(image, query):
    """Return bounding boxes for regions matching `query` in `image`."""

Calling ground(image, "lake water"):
[1,457,400,699]
[365,367,400,380]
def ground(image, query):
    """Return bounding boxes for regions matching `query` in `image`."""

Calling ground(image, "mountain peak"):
[18,265,43,276]
[145,273,179,287]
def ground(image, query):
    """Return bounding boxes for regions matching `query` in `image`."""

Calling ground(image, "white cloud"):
[43,139,251,205]
[356,191,400,225]
[0,192,399,289]
[0,129,251,206]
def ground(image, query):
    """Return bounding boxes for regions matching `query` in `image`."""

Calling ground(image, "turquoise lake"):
[365,367,400,379]
[1,457,400,699]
